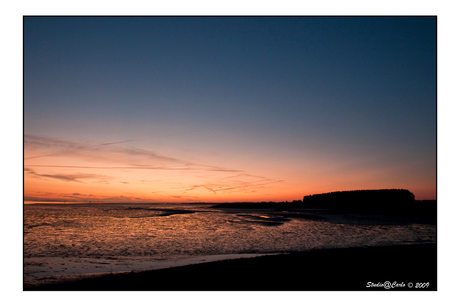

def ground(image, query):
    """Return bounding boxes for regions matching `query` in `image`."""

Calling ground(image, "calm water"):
[24,203,436,286]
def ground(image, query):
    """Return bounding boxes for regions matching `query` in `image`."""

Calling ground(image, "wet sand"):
[25,243,436,291]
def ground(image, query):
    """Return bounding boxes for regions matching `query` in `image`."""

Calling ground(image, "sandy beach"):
[24,243,436,291]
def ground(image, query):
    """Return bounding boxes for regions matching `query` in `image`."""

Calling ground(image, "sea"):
[23,202,436,287]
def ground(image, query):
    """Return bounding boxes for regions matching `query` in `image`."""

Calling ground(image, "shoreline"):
[24,253,277,288]
[25,243,436,291]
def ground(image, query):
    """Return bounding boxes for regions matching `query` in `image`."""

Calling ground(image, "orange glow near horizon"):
[24,135,436,203]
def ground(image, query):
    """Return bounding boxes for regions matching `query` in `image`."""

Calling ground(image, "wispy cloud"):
[184,174,283,195]
[25,167,112,183]
[100,139,138,146]
[24,194,148,203]
[25,163,242,173]
[186,185,217,194]
[25,135,179,164]
[24,134,242,173]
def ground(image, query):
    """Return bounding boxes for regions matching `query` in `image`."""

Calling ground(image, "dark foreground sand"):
[25,243,436,291]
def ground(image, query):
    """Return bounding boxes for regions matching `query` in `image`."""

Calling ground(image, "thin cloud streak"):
[24,194,149,203]
[25,135,182,164]
[185,176,283,195]
[25,164,242,172]
[100,139,138,146]
[25,167,113,184]
[24,135,243,173]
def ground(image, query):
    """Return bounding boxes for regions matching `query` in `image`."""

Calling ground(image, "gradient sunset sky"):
[24,16,436,202]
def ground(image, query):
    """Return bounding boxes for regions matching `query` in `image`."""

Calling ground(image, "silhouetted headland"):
[303,189,412,212]
[213,189,435,217]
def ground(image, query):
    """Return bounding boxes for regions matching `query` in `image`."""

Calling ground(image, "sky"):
[23,16,437,202]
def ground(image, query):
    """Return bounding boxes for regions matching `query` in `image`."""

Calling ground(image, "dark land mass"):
[25,243,436,291]
[213,189,436,218]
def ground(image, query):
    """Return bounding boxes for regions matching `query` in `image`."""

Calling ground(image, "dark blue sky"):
[24,17,437,201]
